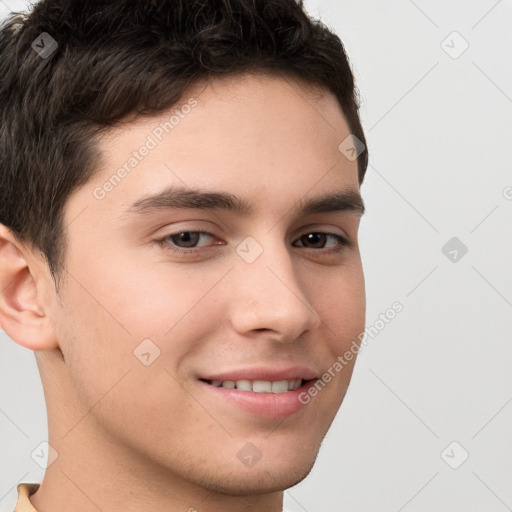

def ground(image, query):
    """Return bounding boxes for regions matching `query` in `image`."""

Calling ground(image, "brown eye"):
[294,232,349,250]
[299,233,327,249]
[168,232,205,248]
[156,230,218,253]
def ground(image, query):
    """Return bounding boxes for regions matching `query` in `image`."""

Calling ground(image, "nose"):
[229,238,322,343]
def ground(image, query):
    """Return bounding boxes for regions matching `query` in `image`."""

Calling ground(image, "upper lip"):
[199,365,318,382]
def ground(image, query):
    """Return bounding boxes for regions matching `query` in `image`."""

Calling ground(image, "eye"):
[293,232,349,251]
[155,230,221,253]
[166,231,213,248]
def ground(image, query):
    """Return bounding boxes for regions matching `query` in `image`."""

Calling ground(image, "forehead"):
[66,72,359,223]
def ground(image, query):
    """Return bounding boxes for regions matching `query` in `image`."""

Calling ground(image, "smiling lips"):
[198,366,319,419]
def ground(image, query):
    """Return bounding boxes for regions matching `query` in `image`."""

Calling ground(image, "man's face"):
[50,73,365,494]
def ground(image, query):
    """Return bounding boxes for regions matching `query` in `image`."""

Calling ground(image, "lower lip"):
[197,380,316,419]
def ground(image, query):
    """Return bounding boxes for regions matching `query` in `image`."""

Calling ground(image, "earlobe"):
[0,224,58,351]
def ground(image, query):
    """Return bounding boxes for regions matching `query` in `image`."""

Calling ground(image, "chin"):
[184,444,319,496]
[195,457,318,496]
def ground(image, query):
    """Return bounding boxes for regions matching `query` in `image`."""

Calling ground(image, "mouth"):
[196,368,319,419]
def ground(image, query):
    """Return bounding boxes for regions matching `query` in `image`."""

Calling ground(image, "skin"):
[0,72,365,512]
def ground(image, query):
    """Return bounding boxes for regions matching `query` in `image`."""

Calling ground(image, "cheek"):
[107,260,230,348]
[54,260,220,445]
[67,239,223,333]
[294,260,365,414]
[58,251,229,385]
[56,290,134,410]
[315,261,366,350]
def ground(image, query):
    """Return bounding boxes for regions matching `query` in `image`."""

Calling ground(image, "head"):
[0,0,368,499]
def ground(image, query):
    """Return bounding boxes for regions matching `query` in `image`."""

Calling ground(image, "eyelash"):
[154,230,351,255]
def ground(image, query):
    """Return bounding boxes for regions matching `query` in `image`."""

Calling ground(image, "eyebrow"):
[127,186,365,218]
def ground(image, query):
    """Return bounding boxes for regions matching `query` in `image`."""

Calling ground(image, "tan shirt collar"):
[14,484,39,512]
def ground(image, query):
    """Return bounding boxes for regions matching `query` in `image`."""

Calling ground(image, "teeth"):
[253,380,272,393]
[271,380,289,393]
[210,379,304,393]
[235,380,252,391]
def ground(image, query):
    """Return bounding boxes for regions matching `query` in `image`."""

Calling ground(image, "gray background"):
[1,0,511,510]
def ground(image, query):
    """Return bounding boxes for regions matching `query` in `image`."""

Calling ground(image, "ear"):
[0,224,58,350]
